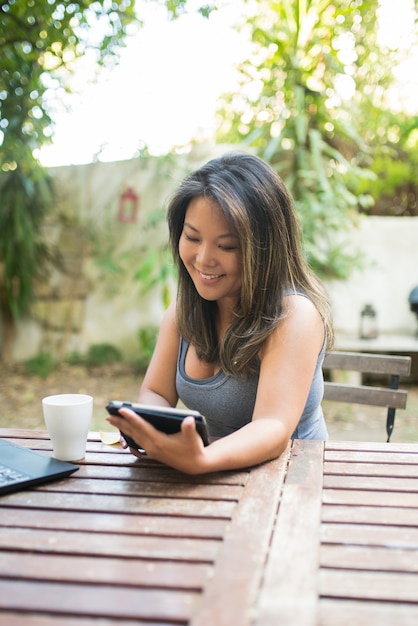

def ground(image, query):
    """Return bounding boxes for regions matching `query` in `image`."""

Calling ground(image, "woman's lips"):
[196,269,224,282]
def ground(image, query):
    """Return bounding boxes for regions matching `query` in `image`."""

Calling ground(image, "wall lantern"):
[118,187,139,223]
[359,304,378,340]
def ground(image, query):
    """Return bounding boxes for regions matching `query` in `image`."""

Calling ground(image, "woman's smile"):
[196,269,225,282]
[179,196,242,303]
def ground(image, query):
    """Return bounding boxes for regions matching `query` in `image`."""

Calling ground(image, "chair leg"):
[386,374,400,442]
[386,407,395,443]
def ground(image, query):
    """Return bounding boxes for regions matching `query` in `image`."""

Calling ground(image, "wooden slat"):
[253,440,324,626]
[322,504,418,526]
[323,382,408,408]
[0,490,235,517]
[323,351,412,376]
[0,551,210,588]
[326,441,418,453]
[324,488,418,507]
[324,474,418,492]
[319,569,418,602]
[39,477,244,500]
[325,440,418,450]
[325,461,418,478]
[321,523,418,548]
[0,580,199,622]
[320,544,418,572]
[0,615,152,626]
[0,526,221,562]
[325,449,418,464]
[74,463,249,485]
[319,599,418,626]
[191,444,291,626]
[0,507,227,538]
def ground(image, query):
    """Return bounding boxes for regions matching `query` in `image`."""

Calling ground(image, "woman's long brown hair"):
[167,152,333,378]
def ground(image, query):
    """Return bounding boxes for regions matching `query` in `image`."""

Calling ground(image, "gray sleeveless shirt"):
[176,332,328,441]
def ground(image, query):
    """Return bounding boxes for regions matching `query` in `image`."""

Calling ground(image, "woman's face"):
[179,196,242,305]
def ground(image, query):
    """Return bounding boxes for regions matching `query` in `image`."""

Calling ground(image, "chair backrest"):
[323,350,411,442]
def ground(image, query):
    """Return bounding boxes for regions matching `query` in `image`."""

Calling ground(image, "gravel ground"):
[1,362,417,443]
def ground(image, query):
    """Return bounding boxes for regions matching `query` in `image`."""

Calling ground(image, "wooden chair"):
[323,351,412,442]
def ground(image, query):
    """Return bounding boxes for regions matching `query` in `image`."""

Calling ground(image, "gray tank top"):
[176,335,328,441]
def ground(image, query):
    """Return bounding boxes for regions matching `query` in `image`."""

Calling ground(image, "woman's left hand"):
[106,407,208,474]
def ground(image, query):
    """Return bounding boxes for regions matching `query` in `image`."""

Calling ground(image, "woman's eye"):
[185,234,199,243]
[219,244,238,251]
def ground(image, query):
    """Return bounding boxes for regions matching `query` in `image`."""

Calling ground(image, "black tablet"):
[106,401,210,447]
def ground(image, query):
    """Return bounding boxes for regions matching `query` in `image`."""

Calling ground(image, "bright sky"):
[38,2,248,166]
[37,0,417,168]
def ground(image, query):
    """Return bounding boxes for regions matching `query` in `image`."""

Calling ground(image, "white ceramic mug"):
[42,393,93,461]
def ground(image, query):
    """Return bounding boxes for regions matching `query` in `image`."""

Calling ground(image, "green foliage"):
[164,0,216,19]
[24,352,56,378]
[0,0,138,360]
[0,161,54,316]
[133,325,159,373]
[354,109,418,215]
[216,0,413,278]
[0,0,138,169]
[85,344,122,366]
[65,351,87,366]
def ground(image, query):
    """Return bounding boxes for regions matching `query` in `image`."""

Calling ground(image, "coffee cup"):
[42,393,93,461]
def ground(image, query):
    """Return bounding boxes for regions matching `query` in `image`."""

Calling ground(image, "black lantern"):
[360,304,378,340]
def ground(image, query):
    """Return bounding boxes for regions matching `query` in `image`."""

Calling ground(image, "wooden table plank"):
[326,441,418,454]
[325,449,418,464]
[325,461,418,478]
[0,507,227,538]
[324,475,418,491]
[0,551,210,588]
[323,488,418,507]
[1,615,154,626]
[253,439,324,626]
[319,599,418,626]
[0,490,235,517]
[322,522,418,548]
[319,569,418,602]
[38,477,244,500]
[191,445,291,626]
[320,544,418,572]
[74,463,248,485]
[0,580,198,622]
[322,503,418,526]
[0,526,221,562]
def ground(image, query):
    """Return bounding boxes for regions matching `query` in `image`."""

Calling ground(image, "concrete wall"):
[326,215,418,337]
[5,150,418,361]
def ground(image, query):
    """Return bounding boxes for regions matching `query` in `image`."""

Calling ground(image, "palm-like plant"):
[216,0,399,278]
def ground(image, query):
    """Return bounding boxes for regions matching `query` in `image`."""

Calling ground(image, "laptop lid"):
[0,438,79,496]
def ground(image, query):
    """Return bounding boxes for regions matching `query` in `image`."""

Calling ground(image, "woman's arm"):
[107,295,324,474]
[136,301,180,407]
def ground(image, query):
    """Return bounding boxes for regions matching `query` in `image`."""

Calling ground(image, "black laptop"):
[0,437,79,496]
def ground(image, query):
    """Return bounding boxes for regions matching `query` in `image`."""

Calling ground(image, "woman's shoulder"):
[282,292,323,329]
[261,293,324,357]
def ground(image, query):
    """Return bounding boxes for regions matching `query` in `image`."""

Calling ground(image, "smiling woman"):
[106,152,334,474]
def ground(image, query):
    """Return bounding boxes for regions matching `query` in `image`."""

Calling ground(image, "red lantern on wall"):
[118,187,139,223]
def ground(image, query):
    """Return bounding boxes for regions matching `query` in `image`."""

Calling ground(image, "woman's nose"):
[196,243,216,266]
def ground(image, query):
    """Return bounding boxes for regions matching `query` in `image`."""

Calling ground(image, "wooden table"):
[1,429,418,625]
